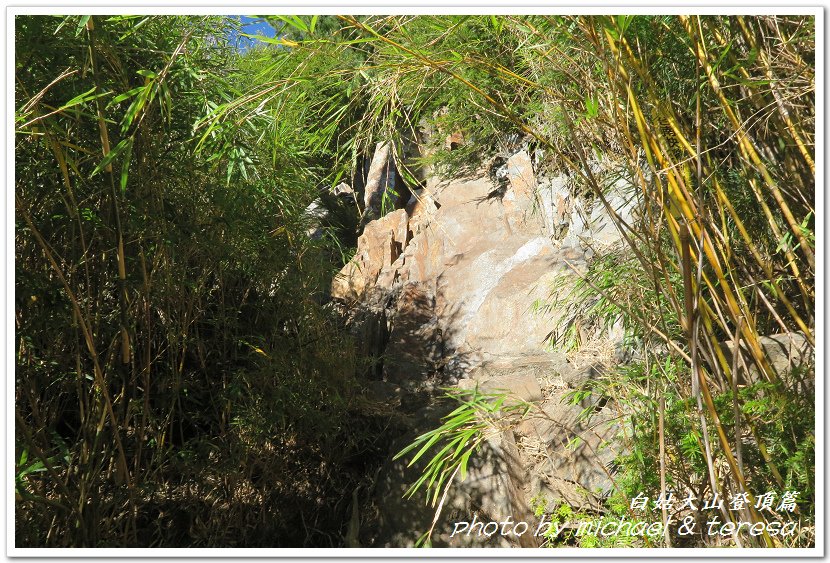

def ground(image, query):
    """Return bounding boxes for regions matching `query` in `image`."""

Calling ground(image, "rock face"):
[719,332,814,389]
[335,174,582,363]
[362,142,394,224]
[536,159,640,250]
[331,209,410,302]
[334,155,642,370]
[335,152,644,546]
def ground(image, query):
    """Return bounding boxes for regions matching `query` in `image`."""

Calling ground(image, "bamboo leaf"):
[459,449,473,480]
[75,15,90,37]
[60,86,98,109]
[109,86,145,106]
[120,84,152,135]
[407,433,443,466]
[239,33,299,48]
[119,138,133,194]
[90,137,132,178]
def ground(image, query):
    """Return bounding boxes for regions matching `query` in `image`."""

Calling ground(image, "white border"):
[4,4,824,560]
[814,3,825,560]
[5,3,13,561]
[3,5,827,13]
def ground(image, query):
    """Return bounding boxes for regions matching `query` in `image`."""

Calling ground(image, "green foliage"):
[568,358,815,546]
[394,387,529,546]
[545,248,683,353]
[14,14,375,548]
[531,496,648,548]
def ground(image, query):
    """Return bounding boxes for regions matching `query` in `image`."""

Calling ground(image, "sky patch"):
[227,16,277,51]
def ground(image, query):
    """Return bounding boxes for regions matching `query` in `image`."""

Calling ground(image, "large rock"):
[331,209,410,301]
[719,331,813,387]
[537,175,572,240]
[340,170,594,371]
[362,141,394,223]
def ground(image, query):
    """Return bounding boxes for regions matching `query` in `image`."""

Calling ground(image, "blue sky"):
[227,16,277,51]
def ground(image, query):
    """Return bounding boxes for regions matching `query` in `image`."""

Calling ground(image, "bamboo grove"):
[15,15,815,547]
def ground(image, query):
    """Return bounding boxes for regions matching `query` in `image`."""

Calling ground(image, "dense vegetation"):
[15,14,814,548]
[15,15,385,547]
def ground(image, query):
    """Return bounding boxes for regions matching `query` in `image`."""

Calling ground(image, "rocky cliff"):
[330,146,641,547]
